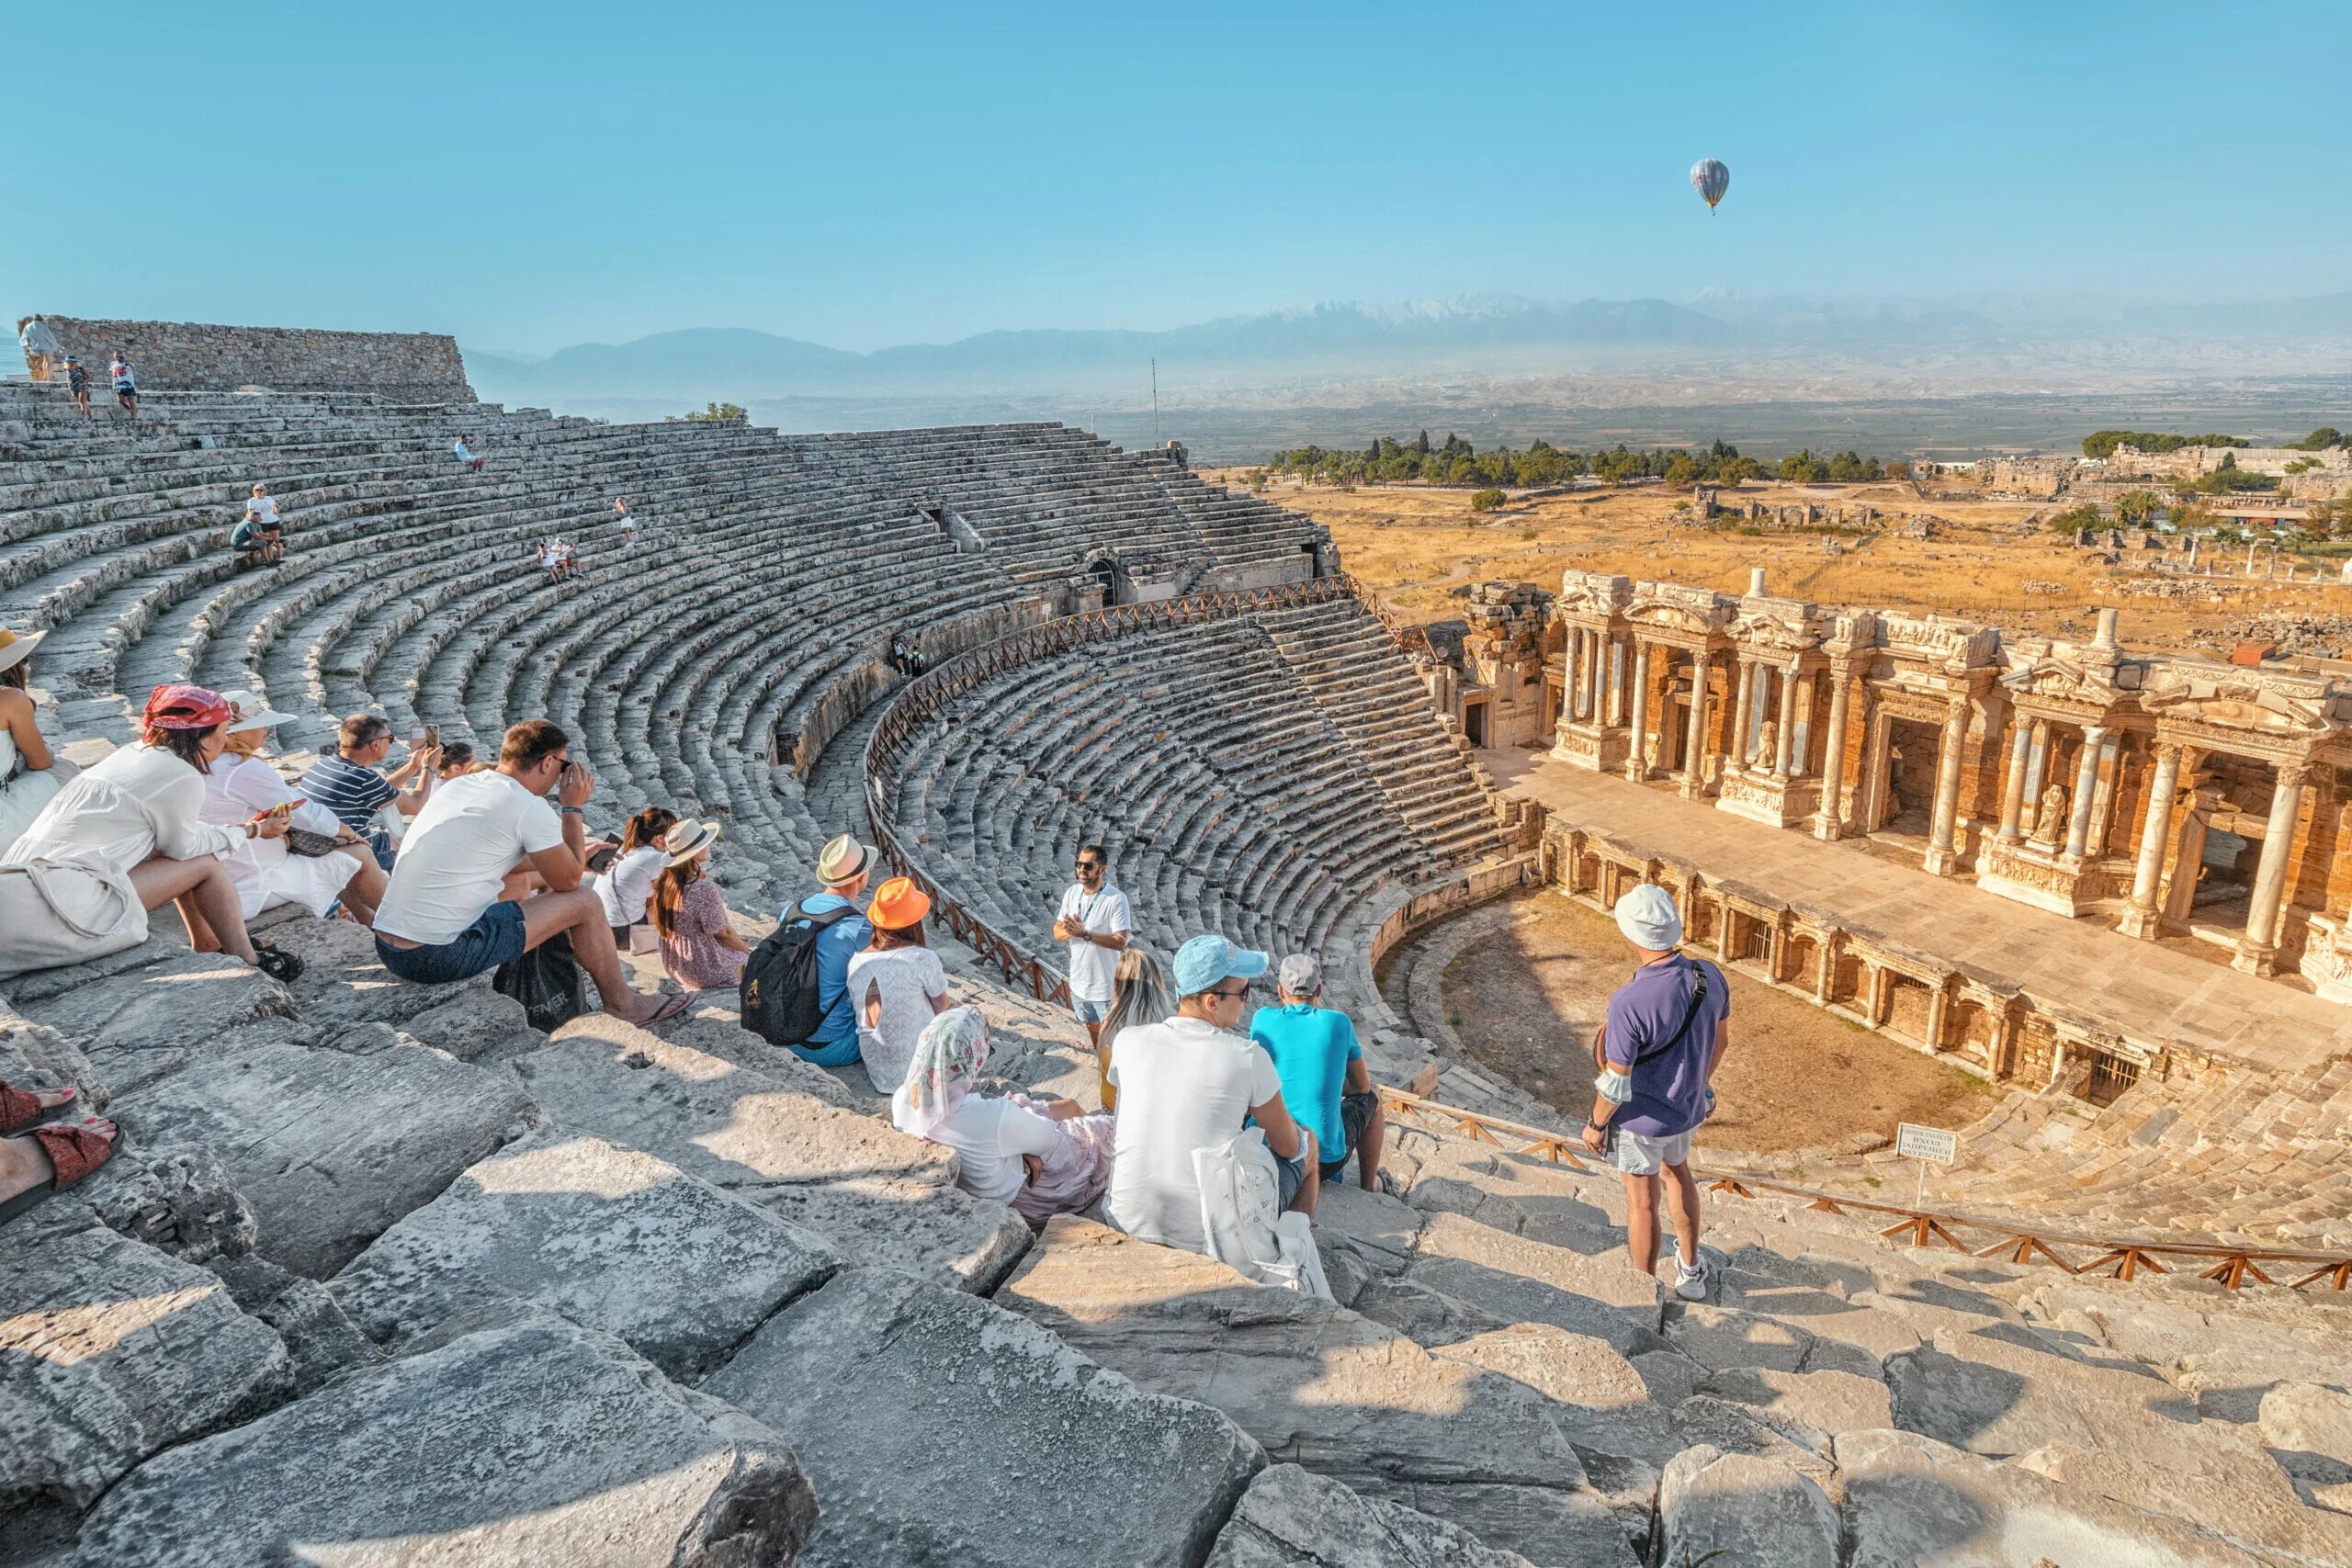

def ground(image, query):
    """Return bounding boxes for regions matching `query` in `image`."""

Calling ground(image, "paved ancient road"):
[1483,748,2352,1073]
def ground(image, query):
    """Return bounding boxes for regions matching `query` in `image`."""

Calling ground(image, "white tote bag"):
[1193,1128,1334,1303]
[0,855,148,979]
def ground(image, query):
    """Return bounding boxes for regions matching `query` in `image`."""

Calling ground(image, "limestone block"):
[206,1252,385,1394]
[1349,1273,1514,1345]
[2260,1382,2352,1479]
[8,947,297,1094]
[1401,1211,1663,1355]
[31,1140,259,1263]
[329,1130,837,1381]
[514,1024,1030,1291]
[1204,1464,1536,1568]
[1666,1301,1815,1372]
[647,1008,858,1106]
[1659,1445,1838,1568]
[124,1032,537,1277]
[2016,1441,2352,1565]
[0,1004,104,1108]
[705,1267,1263,1567]
[267,915,495,1031]
[999,1218,1626,1568]
[1669,1393,1838,1473]
[1,1222,291,1544]
[71,1309,817,1568]
[399,986,540,1062]
[1834,1427,2274,1567]
[1699,1366,1894,1448]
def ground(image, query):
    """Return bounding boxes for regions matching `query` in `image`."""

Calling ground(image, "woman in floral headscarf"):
[0,684,304,980]
[891,1005,1115,1229]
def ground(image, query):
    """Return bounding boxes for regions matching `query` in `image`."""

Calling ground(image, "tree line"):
[1259,434,1905,491]
[2080,427,2346,459]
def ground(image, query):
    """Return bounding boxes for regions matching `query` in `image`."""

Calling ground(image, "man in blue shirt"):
[777,833,876,1066]
[1250,954,1386,1193]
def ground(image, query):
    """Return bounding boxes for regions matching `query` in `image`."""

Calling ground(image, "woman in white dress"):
[892,1006,1115,1229]
[0,629,62,860]
[845,876,952,1095]
[200,692,387,925]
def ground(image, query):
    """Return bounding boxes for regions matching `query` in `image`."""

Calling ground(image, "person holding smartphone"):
[199,693,386,926]
[301,714,440,869]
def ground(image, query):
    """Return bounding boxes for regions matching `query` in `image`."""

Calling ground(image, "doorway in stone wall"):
[1871,715,1943,852]
[2182,756,2278,952]
[1464,697,1489,749]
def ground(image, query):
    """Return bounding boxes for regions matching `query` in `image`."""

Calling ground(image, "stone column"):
[1584,630,1603,720]
[1997,717,2033,840]
[1564,630,1582,721]
[1792,671,1816,777]
[1923,694,1972,875]
[1729,659,1757,770]
[1679,652,1712,800]
[1924,985,1951,1053]
[2086,731,2124,853]
[2063,725,2106,859]
[1772,665,1798,777]
[2234,761,2311,976]
[1813,663,1854,840]
[1623,640,1652,782]
[2119,742,2184,939]
[2022,718,2051,808]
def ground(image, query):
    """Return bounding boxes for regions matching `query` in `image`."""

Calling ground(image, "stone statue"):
[1754,719,1779,771]
[2031,783,2067,846]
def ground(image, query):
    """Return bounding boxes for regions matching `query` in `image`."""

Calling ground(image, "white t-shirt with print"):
[245,495,279,526]
[374,771,562,945]
[1104,1016,1283,1254]
[925,1094,1062,1205]
[1056,881,1131,1003]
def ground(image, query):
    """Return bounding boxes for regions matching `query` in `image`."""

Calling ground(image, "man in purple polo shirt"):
[1579,882,1730,1302]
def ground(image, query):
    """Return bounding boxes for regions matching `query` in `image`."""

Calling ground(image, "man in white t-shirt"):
[1052,842,1130,1043]
[372,718,687,1025]
[1104,933,1317,1254]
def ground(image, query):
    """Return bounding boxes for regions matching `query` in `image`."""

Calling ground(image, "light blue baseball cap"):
[1172,933,1270,997]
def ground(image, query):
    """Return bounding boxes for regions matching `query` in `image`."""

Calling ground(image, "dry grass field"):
[1208,468,2352,660]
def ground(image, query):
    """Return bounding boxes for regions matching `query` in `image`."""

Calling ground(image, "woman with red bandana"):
[0,684,305,982]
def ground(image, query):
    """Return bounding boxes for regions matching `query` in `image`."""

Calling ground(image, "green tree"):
[2048,501,2104,534]
[671,401,747,423]
[2115,489,2163,525]
[1469,488,1506,513]
[1414,429,1431,456]
[1778,449,1826,484]
[1663,456,1700,489]
[1885,459,1914,480]
[1719,456,1761,485]
[2297,426,2343,450]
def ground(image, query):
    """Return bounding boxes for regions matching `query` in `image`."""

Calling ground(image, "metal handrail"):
[1374,1087,2352,1293]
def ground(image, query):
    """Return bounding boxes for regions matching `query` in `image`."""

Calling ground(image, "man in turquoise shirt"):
[1249,953,1387,1191]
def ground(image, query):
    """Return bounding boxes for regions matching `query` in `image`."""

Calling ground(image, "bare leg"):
[1622,1170,1662,1273]
[0,1117,117,1205]
[520,889,668,1024]
[1356,1098,1387,1191]
[1660,1160,1702,1269]
[129,856,257,964]
[1288,1130,1321,1220]
[334,852,387,925]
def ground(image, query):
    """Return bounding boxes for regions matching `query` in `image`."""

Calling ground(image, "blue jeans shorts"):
[376,901,527,985]
[1071,996,1107,1025]
[1273,1146,1310,1210]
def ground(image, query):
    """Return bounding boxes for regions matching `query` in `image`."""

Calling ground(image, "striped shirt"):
[300,753,397,835]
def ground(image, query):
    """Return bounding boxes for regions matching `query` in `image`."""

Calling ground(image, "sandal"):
[250,941,305,983]
[0,1118,122,1227]
[642,991,695,1026]
[0,1080,74,1135]
[1374,1168,1406,1200]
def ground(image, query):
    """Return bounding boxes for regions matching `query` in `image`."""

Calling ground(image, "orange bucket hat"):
[867,876,932,931]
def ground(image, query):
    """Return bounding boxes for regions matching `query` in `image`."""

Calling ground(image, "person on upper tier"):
[613,497,636,546]
[239,485,287,565]
[0,628,62,861]
[1052,842,1130,1045]
[774,834,877,1066]
[453,436,485,471]
[200,693,387,926]
[845,876,952,1096]
[594,805,675,950]
[650,818,750,990]
[1093,944,1174,1115]
[109,352,138,417]
[1103,933,1317,1253]
[300,715,439,869]
[1251,953,1389,1196]
[17,315,62,380]
[369,718,690,1024]
[1578,882,1731,1303]
[894,1006,1114,1229]
[63,356,92,418]
[0,685,303,982]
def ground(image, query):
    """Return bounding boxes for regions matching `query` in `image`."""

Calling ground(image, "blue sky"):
[11,1,2346,355]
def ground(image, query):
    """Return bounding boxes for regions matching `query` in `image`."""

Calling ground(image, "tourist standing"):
[773,833,877,1066]
[0,629,61,860]
[1052,843,1130,1044]
[1577,883,1730,1302]
[1103,933,1317,1252]
[650,818,749,990]
[63,356,92,418]
[301,716,439,869]
[845,876,952,1095]
[614,497,636,546]
[17,316,62,379]
[108,352,138,418]
[1250,953,1388,1194]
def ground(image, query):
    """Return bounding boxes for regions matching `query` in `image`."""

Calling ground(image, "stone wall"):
[23,318,473,403]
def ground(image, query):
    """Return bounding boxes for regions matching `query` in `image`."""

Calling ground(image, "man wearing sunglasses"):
[1051,842,1130,1043]
[1103,934,1317,1255]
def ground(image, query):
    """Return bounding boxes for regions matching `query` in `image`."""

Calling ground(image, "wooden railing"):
[1375,1088,2352,1293]
[861,574,1362,1006]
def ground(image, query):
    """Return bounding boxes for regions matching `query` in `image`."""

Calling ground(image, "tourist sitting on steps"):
[300,715,440,870]
[1578,882,1730,1303]
[1053,842,1131,1045]
[200,692,387,928]
[237,485,287,566]
[453,435,484,471]
[1251,953,1392,1197]
[650,818,749,992]
[369,719,689,1024]
[894,1006,1114,1231]
[434,741,478,779]
[771,833,878,1066]
[0,1081,119,1227]
[1104,933,1317,1254]
[594,805,675,952]
[1093,944,1175,1114]
[0,627,62,861]
[846,876,952,1096]
[0,684,304,983]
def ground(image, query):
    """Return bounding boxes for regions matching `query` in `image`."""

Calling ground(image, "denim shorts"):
[376,901,527,985]
[1319,1091,1380,1179]
[1274,1146,1310,1210]
[1071,995,1107,1025]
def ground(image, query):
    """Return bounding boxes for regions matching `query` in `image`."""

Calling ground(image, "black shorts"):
[1318,1091,1380,1180]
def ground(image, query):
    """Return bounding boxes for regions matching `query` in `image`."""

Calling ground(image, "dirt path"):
[1387,889,1996,1153]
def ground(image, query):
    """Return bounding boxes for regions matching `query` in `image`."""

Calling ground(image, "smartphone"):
[425,724,440,750]
[246,800,299,824]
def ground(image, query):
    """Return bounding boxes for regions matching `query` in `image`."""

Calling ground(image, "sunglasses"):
[1207,984,1250,1001]
[1075,861,1102,872]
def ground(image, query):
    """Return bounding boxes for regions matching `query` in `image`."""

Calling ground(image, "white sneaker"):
[1675,1258,1711,1302]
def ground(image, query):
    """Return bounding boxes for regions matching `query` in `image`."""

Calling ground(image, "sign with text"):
[1894,1122,1959,1164]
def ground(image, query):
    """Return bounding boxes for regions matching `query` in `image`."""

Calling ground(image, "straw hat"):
[219,688,301,734]
[816,832,876,886]
[0,627,44,678]
[867,876,931,931]
[664,818,723,867]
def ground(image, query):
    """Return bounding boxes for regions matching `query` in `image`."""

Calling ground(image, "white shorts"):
[233,846,364,920]
[1612,1128,1693,1177]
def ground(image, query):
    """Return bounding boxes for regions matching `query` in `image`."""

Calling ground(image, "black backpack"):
[741,898,857,1046]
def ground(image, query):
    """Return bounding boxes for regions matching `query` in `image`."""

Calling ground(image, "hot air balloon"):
[1690,157,1729,213]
